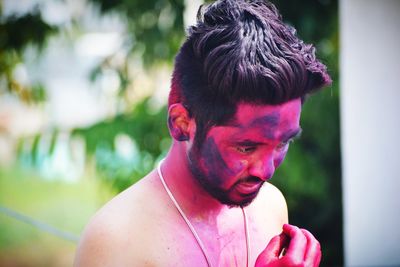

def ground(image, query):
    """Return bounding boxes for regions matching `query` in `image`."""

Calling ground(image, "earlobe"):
[168,104,191,141]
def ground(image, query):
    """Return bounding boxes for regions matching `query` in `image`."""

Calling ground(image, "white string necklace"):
[157,160,250,267]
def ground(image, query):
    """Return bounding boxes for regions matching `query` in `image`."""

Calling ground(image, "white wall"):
[340,0,400,266]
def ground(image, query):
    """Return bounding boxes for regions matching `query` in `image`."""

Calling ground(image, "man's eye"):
[236,146,256,153]
[276,139,293,150]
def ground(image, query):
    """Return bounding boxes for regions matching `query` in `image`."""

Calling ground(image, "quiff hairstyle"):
[169,0,331,147]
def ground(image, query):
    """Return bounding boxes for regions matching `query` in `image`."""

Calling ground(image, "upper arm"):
[255,182,289,227]
[268,182,288,225]
[74,204,153,266]
[277,186,288,224]
[74,216,128,266]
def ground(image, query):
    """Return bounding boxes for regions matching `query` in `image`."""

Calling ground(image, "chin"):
[219,191,260,208]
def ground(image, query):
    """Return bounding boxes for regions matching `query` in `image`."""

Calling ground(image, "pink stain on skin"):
[255,224,322,267]
[161,98,319,266]
[189,98,302,206]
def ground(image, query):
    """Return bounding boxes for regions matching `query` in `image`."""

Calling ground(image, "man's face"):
[188,98,302,207]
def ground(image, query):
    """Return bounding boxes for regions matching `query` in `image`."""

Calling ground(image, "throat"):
[162,154,228,215]
[158,159,250,267]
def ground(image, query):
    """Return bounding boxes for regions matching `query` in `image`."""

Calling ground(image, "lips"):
[235,179,263,195]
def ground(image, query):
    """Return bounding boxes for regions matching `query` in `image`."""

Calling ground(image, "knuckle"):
[301,228,311,236]
[291,226,301,235]
[316,241,321,251]
[301,228,314,239]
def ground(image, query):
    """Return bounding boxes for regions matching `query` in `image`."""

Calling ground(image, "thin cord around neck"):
[242,207,250,267]
[157,160,250,267]
[157,160,213,267]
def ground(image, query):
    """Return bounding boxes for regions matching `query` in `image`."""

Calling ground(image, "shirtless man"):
[74,0,331,266]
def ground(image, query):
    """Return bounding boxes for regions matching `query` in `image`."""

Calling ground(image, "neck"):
[161,142,231,219]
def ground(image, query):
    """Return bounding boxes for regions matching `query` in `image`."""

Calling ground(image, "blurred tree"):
[72,98,170,192]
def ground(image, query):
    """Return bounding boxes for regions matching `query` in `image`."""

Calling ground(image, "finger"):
[301,229,322,267]
[269,232,290,258]
[282,224,307,263]
[255,233,289,266]
[315,250,322,267]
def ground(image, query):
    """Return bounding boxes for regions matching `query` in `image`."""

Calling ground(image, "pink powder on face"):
[187,99,302,206]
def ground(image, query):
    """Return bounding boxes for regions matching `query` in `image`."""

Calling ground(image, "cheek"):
[199,138,231,176]
[273,149,288,168]
[224,156,247,176]
[199,138,245,183]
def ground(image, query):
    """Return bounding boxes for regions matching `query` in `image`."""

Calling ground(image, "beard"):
[187,147,263,208]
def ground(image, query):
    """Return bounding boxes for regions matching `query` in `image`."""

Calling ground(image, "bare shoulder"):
[250,182,288,228]
[74,170,166,266]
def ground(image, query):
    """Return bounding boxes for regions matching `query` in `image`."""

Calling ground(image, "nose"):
[248,154,275,181]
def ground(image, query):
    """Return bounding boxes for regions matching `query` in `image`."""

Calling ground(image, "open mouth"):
[235,178,264,196]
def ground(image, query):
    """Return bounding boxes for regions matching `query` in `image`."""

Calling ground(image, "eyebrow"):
[279,128,303,142]
[248,113,280,128]
[233,128,302,146]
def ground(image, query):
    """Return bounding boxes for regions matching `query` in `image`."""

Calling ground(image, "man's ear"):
[168,104,193,141]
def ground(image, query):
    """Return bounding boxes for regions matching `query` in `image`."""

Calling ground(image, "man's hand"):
[255,224,321,267]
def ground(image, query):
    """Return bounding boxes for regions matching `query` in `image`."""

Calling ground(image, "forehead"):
[208,98,302,141]
[233,99,301,126]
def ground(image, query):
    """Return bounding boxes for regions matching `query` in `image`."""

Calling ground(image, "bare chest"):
[129,175,283,266]
[153,226,247,267]
[145,215,276,267]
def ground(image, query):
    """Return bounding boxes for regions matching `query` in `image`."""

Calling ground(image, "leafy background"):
[0,0,341,266]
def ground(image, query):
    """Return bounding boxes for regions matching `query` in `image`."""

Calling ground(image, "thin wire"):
[0,205,79,243]
[157,160,213,267]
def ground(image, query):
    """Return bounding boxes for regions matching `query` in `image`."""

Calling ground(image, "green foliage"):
[0,9,57,102]
[72,98,170,192]
[89,0,185,66]
[0,10,56,51]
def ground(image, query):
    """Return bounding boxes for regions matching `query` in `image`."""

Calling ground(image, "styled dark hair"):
[169,0,331,147]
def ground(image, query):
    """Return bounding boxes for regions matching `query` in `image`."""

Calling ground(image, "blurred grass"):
[0,167,115,267]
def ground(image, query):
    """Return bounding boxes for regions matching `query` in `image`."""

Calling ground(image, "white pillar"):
[340,0,400,266]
